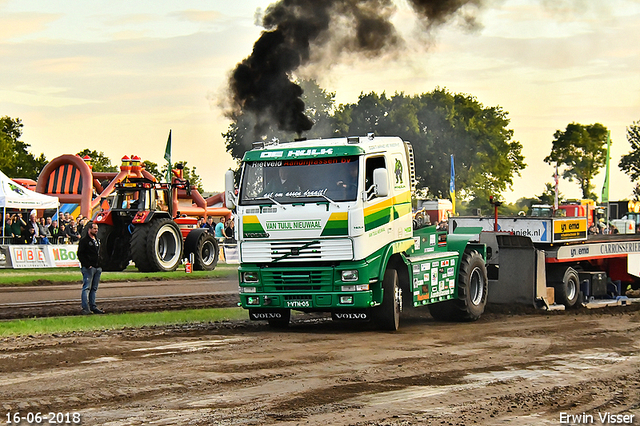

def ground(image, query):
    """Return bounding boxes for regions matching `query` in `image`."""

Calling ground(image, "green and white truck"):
[224,135,488,330]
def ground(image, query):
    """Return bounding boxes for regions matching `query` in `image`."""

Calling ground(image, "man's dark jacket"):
[77,234,100,268]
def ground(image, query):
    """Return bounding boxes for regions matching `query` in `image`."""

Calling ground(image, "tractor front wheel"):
[131,218,183,272]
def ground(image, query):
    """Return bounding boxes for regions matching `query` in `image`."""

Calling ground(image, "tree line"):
[2,81,640,205]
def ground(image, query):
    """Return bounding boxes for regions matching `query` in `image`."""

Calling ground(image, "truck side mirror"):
[373,168,389,197]
[224,170,236,209]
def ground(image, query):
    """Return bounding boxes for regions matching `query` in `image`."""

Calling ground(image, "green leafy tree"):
[537,182,563,206]
[496,198,536,216]
[334,88,526,202]
[0,116,47,179]
[633,183,640,201]
[161,161,203,191]
[223,84,525,202]
[76,149,117,172]
[618,120,640,182]
[544,122,609,200]
[142,160,162,181]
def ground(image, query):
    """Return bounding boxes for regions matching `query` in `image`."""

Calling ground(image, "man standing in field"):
[77,223,104,315]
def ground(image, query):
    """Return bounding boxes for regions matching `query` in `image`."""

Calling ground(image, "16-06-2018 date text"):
[5,412,81,425]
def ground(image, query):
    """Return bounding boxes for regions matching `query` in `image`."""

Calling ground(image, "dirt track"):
[2,307,640,425]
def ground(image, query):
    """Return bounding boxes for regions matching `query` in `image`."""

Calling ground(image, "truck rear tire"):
[550,267,580,308]
[184,230,218,271]
[374,268,401,331]
[97,224,130,271]
[131,218,183,272]
[428,250,488,322]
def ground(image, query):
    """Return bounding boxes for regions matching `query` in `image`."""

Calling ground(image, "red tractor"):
[93,170,221,272]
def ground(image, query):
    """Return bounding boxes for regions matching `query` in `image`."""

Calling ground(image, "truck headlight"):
[341,270,359,282]
[246,296,260,305]
[339,295,354,304]
[240,286,257,293]
[341,284,369,292]
[243,271,259,283]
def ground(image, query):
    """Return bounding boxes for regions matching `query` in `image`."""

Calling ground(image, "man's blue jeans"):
[81,266,102,311]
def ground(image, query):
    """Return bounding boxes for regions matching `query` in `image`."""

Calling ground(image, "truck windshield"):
[240,157,359,205]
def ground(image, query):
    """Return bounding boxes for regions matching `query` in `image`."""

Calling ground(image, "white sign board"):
[555,241,640,261]
[4,244,80,268]
[450,217,552,243]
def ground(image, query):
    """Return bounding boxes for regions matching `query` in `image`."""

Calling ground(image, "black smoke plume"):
[228,0,484,136]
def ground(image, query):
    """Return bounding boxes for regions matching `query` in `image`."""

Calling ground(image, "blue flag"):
[450,154,455,215]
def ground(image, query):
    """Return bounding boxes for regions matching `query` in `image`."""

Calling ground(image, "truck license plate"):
[286,300,311,308]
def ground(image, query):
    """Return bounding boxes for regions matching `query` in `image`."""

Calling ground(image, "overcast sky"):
[1,0,639,203]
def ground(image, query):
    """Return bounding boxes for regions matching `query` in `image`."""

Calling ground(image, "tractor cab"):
[100,178,173,227]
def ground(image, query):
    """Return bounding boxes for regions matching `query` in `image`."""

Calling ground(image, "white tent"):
[1,170,59,241]
[0,170,59,209]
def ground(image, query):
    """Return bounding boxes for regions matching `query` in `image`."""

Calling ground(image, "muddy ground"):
[2,306,640,426]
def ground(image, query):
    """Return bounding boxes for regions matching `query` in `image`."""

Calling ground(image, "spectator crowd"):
[2,211,90,244]
[3,210,236,246]
[196,215,236,244]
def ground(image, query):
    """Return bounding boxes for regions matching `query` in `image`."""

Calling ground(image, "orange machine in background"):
[35,154,230,222]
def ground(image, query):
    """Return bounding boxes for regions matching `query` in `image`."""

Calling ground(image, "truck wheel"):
[374,268,401,331]
[456,250,488,320]
[97,224,130,271]
[267,309,291,328]
[428,250,487,321]
[551,267,580,308]
[131,218,183,272]
[184,230,218,271]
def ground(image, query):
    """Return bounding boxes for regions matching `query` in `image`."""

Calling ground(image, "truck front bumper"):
[240,291,375,310]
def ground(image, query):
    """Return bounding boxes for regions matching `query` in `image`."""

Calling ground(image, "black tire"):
[428,250,488,322]
[550,267,580,308]
[97,224,130,271]
[131,218,183,272]
[374,268,401,331]
[184,229,218,271]
[267,309,291,328]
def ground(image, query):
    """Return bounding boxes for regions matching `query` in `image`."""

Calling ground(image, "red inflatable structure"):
[36,154,230,221]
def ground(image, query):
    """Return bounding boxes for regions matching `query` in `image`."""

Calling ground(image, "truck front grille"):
[241,239,353,263]
[262,269,333,292]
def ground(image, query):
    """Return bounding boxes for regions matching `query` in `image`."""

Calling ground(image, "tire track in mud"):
[0,293,239,319]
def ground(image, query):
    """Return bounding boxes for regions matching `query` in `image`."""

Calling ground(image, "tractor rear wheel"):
[184,229,218,271]
[131,218,183,272]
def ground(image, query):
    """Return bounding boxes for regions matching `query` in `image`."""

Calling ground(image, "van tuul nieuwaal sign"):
[265,220,322,231]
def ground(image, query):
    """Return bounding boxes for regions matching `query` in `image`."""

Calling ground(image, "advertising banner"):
[552,218,588,242]
[450,217,588,244]
[1,244,80,268]
[451,217,552,243]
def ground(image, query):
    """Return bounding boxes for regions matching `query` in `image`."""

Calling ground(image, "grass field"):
[0,264,238,286]
[0,308,247,337]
